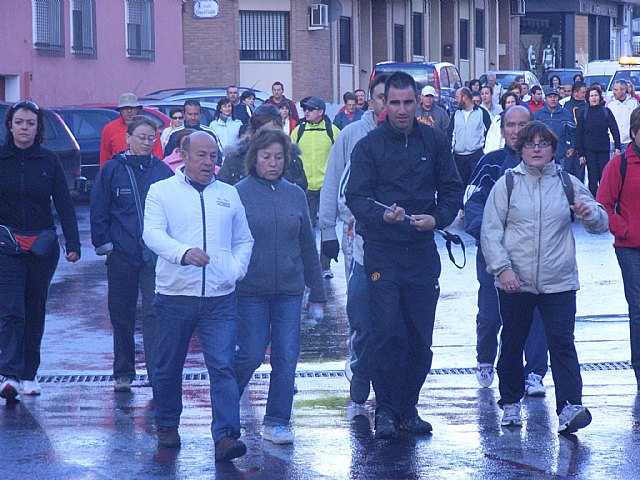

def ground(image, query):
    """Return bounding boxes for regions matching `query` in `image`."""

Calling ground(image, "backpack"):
[615,149,627,214]
[505,169,575,222]
[296,115,335,144]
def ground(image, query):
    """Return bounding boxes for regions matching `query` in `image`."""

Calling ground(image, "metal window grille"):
[32,0,65,56]
[240,11,290,61]
[125,0,155,60]
[71,0,97,57]
[413,13,424,56]
[339,17,352,64]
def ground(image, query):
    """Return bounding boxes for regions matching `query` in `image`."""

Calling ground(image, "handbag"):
[0,225,58,257]
[124,164,158,268]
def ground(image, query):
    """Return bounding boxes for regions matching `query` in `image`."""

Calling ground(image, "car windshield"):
[374,64,436,90]
[584,75,611,87]
[610,69,640,91]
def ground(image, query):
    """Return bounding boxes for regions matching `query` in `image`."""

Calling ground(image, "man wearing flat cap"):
[100,93,163,167]
[291,96,341,278]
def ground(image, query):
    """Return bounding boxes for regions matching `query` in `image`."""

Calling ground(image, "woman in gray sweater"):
[234,129,326,445]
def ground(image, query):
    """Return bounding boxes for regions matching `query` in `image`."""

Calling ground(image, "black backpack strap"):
[324,115,335,144]
[615,149,627,214]
[296,121,307,143]
[559,170,575,222]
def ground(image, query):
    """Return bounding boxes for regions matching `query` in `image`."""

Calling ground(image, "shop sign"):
[579,1,616,17]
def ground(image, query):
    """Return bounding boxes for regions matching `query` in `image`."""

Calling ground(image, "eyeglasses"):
[12,100,40,111]
[522,141,552,150]
[131,134,156,143]
[171,115,184,120]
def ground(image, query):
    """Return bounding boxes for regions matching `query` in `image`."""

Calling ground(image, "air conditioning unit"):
[510,0,525,16]
[309,4,329,30]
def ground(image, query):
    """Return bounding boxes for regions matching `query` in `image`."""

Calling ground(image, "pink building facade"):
[0,0,185,107]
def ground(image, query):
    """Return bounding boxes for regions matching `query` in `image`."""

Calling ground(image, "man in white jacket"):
[143,132,254,461]
[607,80,638,154]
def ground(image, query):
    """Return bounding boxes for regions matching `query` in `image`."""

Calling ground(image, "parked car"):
[79,104,171,132]
[140,100,219,126]
[141,86,269,107]
[539,68,584,87]
[54,107,120,193]
[584,60,619,89]
[370,61,463,114]
[479,70,540,90]
[0,102,82,196]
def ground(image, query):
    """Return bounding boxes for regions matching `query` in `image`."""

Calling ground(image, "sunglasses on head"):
[11,100,40,112]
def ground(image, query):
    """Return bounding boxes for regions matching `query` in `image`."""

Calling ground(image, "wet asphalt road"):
[2,203,640,479]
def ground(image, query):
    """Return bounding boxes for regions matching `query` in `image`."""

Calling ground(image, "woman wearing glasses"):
[90,116,173,393]
[0,101,80,402]
[481,121,608,433]
[160,107,184,150]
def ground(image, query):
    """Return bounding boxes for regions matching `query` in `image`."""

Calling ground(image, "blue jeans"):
[497,290,583,414]
[347,261,372,381]
[615,247,640,381]
[475,248,548,377]
[234,294,303,426]
[153,293,240,442]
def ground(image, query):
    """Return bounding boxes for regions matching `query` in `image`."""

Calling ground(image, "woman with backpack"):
[597,107,640,390]
[481,121,608,433]
[576,86,621,197]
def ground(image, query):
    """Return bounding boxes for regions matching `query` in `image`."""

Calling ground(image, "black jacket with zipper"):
[0,142,80,254]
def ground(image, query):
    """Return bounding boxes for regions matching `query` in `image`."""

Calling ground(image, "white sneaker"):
[475,363,495,388]
[322,269,334,279]
[501,402,523,427]
[558,403,592,434]
[262,424,294,445]
[20,379,41,396]
[0,378,20,403]
[525,372,546,397]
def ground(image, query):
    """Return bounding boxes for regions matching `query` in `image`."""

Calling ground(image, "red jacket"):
[597,146,640,248]
[99,117,163,167]
[265,96,299,122]
[527,99,544,114]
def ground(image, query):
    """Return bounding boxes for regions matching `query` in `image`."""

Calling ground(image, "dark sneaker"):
[399,414,433,434]
[114,377,132,393]
[0,378,20,403]
[350,375,370,404]
[215,437,247,462]
[558,403,592,434]
[157,426,181,448]
[374,410,397,439]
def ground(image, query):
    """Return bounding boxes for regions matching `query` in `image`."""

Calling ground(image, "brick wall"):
[182,1,240,86]
[290,2,333,102]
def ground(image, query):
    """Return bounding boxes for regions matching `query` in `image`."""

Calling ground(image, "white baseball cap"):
[421,85,437,96]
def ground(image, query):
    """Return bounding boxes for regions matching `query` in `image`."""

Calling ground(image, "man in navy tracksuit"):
[534,88,576,172]
[346,72,463,439]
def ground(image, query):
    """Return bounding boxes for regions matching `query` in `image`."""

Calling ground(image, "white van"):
[584,60,619,88]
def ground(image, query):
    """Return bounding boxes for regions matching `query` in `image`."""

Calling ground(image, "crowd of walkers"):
[1,70,639,462]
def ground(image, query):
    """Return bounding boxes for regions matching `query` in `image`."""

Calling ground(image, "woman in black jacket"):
[576,86,621,197]
[90,116,173,392]
[0,101,80,402]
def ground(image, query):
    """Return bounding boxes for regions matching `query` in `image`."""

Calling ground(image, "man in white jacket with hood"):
[143,132,254,461]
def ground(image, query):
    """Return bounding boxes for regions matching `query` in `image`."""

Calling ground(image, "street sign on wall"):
[194,0,220,19]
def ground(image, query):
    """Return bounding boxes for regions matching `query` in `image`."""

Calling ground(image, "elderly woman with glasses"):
[0,100,80,402]
[219,104,307,190]
[481,121,608,434]
[90,115,173,393]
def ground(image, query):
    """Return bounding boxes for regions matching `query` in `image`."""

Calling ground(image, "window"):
[413,13,424,56]
[125,0,155,60]
[475,9,485,49]
[459,19,469,60]
[32,0,64,56]
[394,24,404,62]
[240,11,290,61]
[71,0,96,57]
[339,17,352,64]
